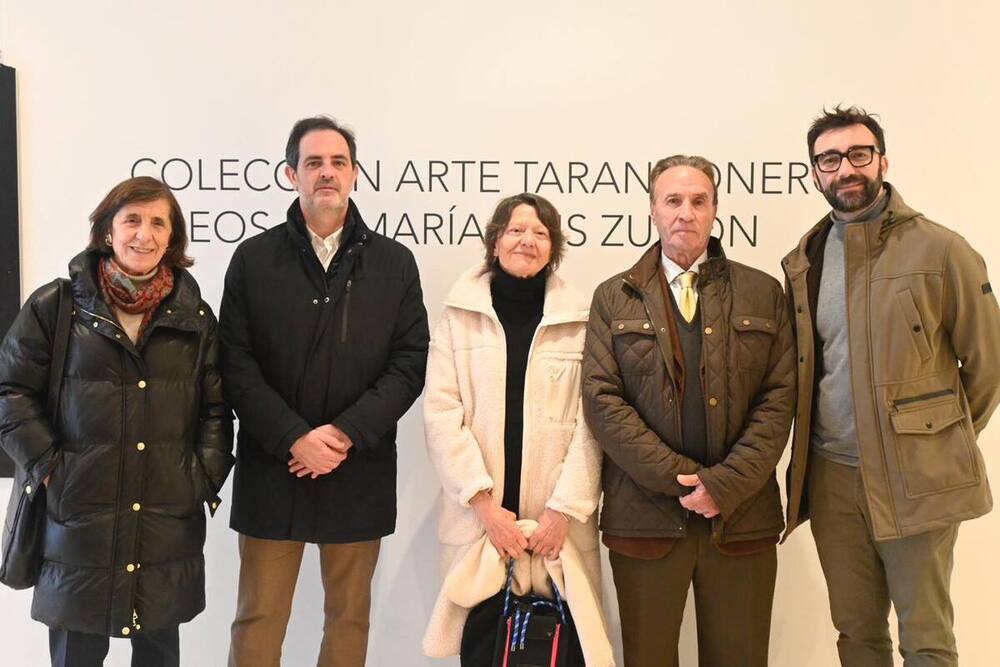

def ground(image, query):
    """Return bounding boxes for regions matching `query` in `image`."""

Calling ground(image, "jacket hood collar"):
[286,197,372,249]
[784,183,921,275]
[624,236,728,292]
[68,249,204,322]
[444,263,589,324]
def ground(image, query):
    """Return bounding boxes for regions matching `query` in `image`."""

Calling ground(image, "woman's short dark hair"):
[807,105,886,158]
[88,176,193,269]
[482,193,566,271]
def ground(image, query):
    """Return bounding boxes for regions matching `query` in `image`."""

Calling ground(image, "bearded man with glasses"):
[781,106,1000,666]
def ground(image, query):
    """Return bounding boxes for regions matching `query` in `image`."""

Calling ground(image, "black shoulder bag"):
[0,278,72,589]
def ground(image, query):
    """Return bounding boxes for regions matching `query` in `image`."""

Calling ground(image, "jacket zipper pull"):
[340,280,353,343]
[132,608,141,631]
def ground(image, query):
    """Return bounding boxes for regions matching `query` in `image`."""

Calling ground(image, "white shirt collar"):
[306,224,344,271]
[660,249,708,285]
[307,224,343,252]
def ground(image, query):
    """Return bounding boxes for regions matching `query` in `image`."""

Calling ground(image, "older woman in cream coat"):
[422,194,611,667]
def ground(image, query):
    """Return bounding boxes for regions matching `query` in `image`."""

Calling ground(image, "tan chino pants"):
[228,535,381,667]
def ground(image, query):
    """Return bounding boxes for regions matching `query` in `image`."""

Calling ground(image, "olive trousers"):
[608,516,777,667]
[808,454,960,667]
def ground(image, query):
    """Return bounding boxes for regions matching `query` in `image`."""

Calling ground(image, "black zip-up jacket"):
[0,250,234,637]
[220,199,429,543]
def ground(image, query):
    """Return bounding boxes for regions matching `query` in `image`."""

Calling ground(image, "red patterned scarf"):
[98,257,174,341]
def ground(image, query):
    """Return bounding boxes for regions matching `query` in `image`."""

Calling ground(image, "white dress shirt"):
[307,224,344,271]
[660,249,708,303]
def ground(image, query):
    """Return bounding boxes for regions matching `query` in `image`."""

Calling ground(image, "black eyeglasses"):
[812,145,880,173]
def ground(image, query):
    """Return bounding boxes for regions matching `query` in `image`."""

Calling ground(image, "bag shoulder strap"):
[46,279,73,417]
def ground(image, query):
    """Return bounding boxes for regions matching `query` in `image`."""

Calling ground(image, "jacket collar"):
[623,236,728,294]
[286,197,372,252]
[67,249,208,331]
[783,183,921,277]
[443,263,589,326]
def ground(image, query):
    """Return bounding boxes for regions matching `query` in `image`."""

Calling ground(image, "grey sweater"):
[810,191,889,466]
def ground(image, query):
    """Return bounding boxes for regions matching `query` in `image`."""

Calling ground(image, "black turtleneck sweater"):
[491,266,547,515]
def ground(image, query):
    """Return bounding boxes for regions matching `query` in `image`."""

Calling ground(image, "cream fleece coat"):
[422,264,609,665]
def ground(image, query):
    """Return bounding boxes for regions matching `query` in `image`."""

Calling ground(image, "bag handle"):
[501,557,567,622]
[46,279,73,420]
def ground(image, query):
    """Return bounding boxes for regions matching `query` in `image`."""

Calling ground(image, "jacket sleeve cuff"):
[27,447,60,489]
[696,468,739,519]
[459,478,495,507]
[545,500,586,524]
[277,423,311,459]
[331,416,366,452]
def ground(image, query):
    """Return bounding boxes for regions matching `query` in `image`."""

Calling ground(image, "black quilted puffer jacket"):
[582,238,796,544]
[0,249,234,637]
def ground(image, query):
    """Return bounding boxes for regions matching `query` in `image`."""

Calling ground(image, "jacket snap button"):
[642,322,650,330]
[25,485,31,495]
[312,299,319,305]
[126,564,135,572]
[198,310,205,316]
[660,327,666,332]
[136,442,145,451]
[617,323,625,330]
[799,356,805,363]
[92,322,99,328]
[708,397,718,407]
[913,325,921,332]
[742,319,750,326]
[925,422,933,429]
[324,297,330,303]
[115,334,121,339]
[166,309,172,314]
[132,503,141,511]
[122,627,130,636]
[704,327,713,335]
[137,380,147,389]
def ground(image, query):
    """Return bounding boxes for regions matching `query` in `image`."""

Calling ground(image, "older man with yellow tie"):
[582,154,796,667]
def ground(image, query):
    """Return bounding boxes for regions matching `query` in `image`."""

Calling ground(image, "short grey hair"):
[649,155,718,204]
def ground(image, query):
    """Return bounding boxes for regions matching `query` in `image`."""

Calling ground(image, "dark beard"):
[821,172,883,213]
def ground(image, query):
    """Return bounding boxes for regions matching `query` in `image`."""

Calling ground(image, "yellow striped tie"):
[678,271,698,323]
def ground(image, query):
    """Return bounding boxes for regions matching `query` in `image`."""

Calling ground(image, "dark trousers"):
[49,627,179,667]
[809,454,960,667]
[608,517,777,667]
[460,589,585,667]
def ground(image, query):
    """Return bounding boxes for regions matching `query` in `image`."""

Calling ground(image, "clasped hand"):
[677,473,720,518]
[470,492,568,560]
[288,424,352,479]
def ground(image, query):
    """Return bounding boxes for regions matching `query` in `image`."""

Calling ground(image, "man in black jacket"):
[221,116,429,667]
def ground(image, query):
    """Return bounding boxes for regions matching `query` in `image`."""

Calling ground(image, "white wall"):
[1,1,998,665]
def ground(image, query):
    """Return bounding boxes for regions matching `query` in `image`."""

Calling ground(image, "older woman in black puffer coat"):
[0,176,234,667]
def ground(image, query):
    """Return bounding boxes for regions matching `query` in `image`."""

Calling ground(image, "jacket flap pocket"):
[891,400,965,435]
[611,319,656,336]
[732,315,776,334]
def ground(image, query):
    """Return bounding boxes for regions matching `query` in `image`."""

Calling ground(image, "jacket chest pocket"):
[611,319,660,376]
[731,315,776,370]
[894,289,932,363]
[534,353,582,425]
[888,390,979,497]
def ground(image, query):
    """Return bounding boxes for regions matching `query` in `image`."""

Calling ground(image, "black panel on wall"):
[1,65,19,477]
